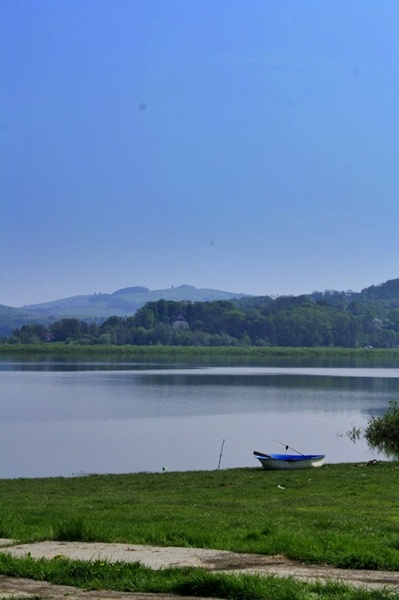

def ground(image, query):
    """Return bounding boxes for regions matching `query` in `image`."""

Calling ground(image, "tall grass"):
[52,516,95,542]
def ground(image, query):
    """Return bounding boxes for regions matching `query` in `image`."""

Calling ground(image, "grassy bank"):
[1,342,399,360]
[1,464,399,570]
[2,465,399,599]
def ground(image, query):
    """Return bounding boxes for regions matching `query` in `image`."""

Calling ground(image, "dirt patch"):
[1,540,399,598]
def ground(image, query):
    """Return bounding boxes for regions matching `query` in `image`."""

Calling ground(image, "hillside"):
[0,285,249,336]
[0,304,57,339]
[2,278,399,345]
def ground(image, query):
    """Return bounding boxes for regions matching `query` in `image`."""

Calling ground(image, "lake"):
[1,355,399,479]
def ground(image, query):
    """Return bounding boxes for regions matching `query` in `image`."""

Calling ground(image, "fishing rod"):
[272,439,304,456]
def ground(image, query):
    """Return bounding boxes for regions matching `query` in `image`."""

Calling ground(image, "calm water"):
[1,356,399,478]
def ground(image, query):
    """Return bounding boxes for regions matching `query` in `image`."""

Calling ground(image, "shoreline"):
[1,343,399,358]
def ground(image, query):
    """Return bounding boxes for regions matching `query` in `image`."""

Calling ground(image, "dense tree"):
[12,323,48,343]
[7,286,399,348]
[50,319,87,341]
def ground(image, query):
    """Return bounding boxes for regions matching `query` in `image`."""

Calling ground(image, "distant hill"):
[0,285,250,336]
[0,304,57,338]
[2,278,399,339]
[358,278,399,305]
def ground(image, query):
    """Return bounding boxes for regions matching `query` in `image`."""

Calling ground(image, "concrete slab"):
[2,540,399,592]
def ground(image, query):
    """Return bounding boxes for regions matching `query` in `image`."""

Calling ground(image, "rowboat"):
[253,450,325,470]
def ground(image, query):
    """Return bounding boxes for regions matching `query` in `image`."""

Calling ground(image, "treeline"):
[5,293,399,348]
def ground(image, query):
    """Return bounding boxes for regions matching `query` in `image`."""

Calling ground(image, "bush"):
[365,400,399,453]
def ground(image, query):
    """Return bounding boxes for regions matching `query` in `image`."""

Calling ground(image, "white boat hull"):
[254,452,325,470]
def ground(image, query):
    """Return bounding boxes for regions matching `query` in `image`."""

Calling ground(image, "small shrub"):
[347,400,399,456]
[366,400,399,452]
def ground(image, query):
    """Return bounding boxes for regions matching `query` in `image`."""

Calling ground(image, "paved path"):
[2,539,399,597]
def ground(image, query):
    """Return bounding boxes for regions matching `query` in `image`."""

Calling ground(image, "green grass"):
[2,465,399,599]
[1,342,399,359]
[0,553,398,600]
[1,464,399,570]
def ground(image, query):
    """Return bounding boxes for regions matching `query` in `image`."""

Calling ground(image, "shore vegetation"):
[348,401,399,457]
[1,342,399,361]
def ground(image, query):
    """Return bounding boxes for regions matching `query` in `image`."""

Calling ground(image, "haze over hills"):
[0,285,250,336]
[1,278,399,339]
[23,284,249,314]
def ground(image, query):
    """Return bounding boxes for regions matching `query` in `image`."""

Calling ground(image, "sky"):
[1,1,399,307]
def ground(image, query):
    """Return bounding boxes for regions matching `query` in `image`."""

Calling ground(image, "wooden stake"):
[217,439,226,469]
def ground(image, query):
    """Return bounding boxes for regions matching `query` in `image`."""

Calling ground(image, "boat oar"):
[272,439,304,456]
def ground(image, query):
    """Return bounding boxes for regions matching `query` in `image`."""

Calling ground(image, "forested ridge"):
[5,278,399,348]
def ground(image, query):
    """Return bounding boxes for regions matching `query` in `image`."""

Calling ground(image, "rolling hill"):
[2,278,399,340]
[0,285,250,336]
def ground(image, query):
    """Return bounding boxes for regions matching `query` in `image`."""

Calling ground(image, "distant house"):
[42,333,54,342]
[173,313,189,330]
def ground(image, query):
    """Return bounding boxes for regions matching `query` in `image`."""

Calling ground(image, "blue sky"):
[1,1,399,307]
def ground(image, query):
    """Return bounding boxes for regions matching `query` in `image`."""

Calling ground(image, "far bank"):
[1,342,399,361]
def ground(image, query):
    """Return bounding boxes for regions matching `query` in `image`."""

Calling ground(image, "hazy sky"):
[1,1,399,307]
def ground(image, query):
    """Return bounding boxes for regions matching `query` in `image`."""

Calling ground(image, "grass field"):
[1,463,399,569]
[1,464,399,599]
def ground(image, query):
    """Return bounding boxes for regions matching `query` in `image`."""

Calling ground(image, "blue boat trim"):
[257,453,325,461]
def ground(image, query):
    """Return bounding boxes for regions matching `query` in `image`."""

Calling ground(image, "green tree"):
[50,319,84,341]
[12,323,48,343]
[220,309,247,339]
[134,308,156,329]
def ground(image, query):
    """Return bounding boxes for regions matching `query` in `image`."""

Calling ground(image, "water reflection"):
[367,441,399,460]
[136,371,399,392]
[1,353,399,371]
